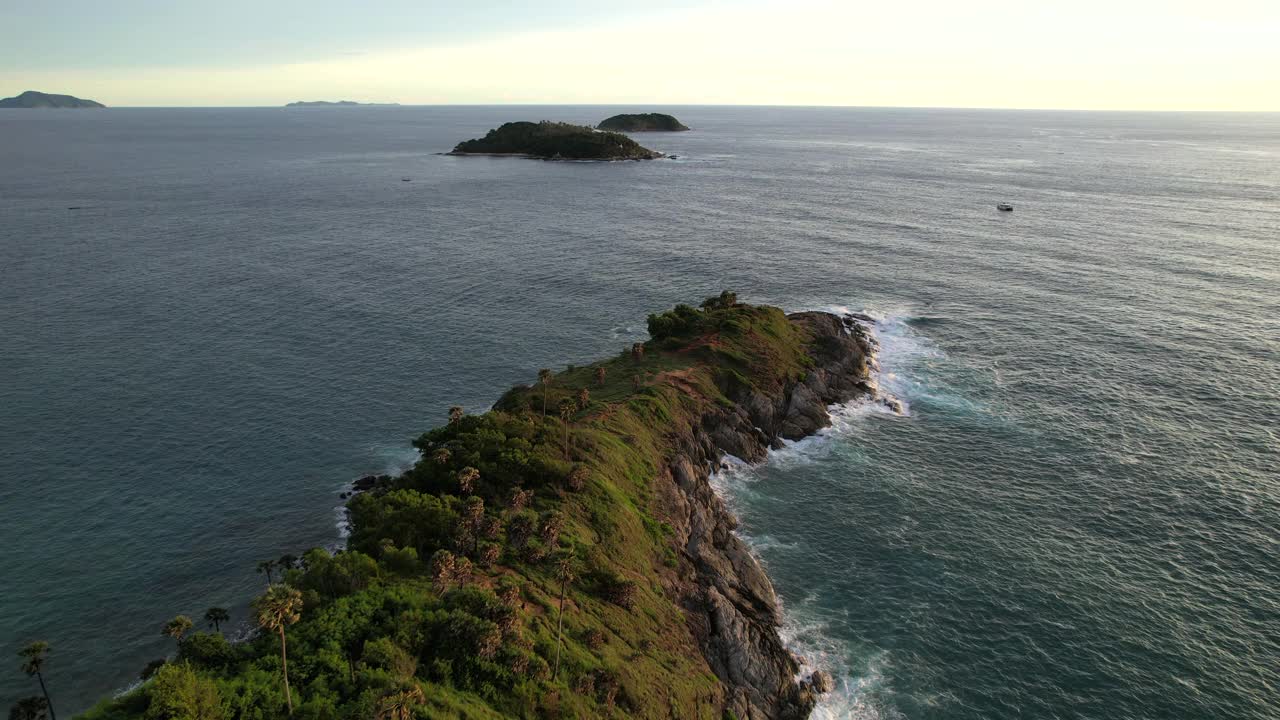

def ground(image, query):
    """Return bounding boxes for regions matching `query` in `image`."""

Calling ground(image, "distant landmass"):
[285,100,400,107]
[598,113,690,132]
[0,90,105,108]
[450,121,663,160]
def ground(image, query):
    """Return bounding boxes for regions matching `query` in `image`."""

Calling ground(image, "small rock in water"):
[809,670,834,694]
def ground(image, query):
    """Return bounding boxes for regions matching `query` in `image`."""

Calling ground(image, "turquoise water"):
[1,107,1277,716]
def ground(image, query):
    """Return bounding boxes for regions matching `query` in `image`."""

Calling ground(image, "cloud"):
[2,0,1277,109]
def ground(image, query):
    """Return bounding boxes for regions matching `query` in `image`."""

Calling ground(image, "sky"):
[2,0,1278,110]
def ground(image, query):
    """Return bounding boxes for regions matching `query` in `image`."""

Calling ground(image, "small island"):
[449,121,663,160]
[0,90,105,108]
[598,113,689,132]
[285,100,400,107]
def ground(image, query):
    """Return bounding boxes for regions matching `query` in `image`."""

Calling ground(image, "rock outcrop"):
[655,312,876,719]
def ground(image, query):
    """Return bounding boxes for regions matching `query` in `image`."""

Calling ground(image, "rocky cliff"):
[653,311,876,719]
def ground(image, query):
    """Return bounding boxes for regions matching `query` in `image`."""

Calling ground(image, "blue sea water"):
[1,106,1277,717]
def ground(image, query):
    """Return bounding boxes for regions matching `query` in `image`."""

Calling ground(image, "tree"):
[566,466,588,492]
[256,559,276,586]
[539,511,566,548]
[432,447,452,465]
[595,367,606,386]
[17,642,55,720]
[702,290,738,309]
[508,487,533,514]
[144,662,222,720]
[538,369,553,416]
[552,554,576,680]
[454,557,474,590]
[253,585,303,715]
[429,550,457,592]
[576,388,590,411]
[203,607,229,634]
[458,496,485,555]
[559,399,575,460]
[631,343,645,362]
[457,466,480,495]
[162,616,193,648]
[7,697,48,720]
[278,554,298,571]
[448,406,465,424]
[375,685,426,720]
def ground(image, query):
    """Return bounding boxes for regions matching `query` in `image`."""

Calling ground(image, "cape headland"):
[449,121,663,160]
[0,90,105,108]
[77,294,889,719]
[597,113,690,132]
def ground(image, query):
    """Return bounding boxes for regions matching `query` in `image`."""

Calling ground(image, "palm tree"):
[457,466,480,495]
[253,585,303,715]
[8,696,49,720]
[538,369,553,416]
[204,607,230,633]
[566,466,588,492]
[576,388,590,411]
[429,550,456,592]
[432,447,452,465]
[552,554,576,680]
[17,642,55,720]
[448,405,465,424]
[461,496,485,554]
[375,685,426,720]
[559,399,575,460]
[162,615,193,649]
[595,367,606,386]
[256,559,277,586]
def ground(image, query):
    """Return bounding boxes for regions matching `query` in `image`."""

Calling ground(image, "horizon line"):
[8,101,1279,114]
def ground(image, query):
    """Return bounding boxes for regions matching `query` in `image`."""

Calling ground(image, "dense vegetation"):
[0,91,104,108]
[596,114,689,132]
[31,294,819,720]
[450,122,661,160]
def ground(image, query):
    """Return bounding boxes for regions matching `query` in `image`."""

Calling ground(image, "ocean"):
[1,105,1276,718]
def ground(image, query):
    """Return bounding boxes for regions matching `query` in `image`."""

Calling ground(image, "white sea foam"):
[332,445,421,549]
[710,305,937,717]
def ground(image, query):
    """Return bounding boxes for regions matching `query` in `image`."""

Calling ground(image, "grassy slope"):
[77,298,816,720]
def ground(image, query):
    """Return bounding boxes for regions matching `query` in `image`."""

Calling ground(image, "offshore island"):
[74,295,884,719]
[285,101,401,107]
[0,90,104,108]
[449,121,663,160]
[597,113,690,132]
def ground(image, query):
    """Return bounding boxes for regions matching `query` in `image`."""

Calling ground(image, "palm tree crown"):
[204,607,230,633]
[162,615,193,644]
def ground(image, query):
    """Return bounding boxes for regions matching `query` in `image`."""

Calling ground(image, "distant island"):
[450,121,663,160]
[598,113,690,132]
[0,90,104,108]
[285,100,400,107]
